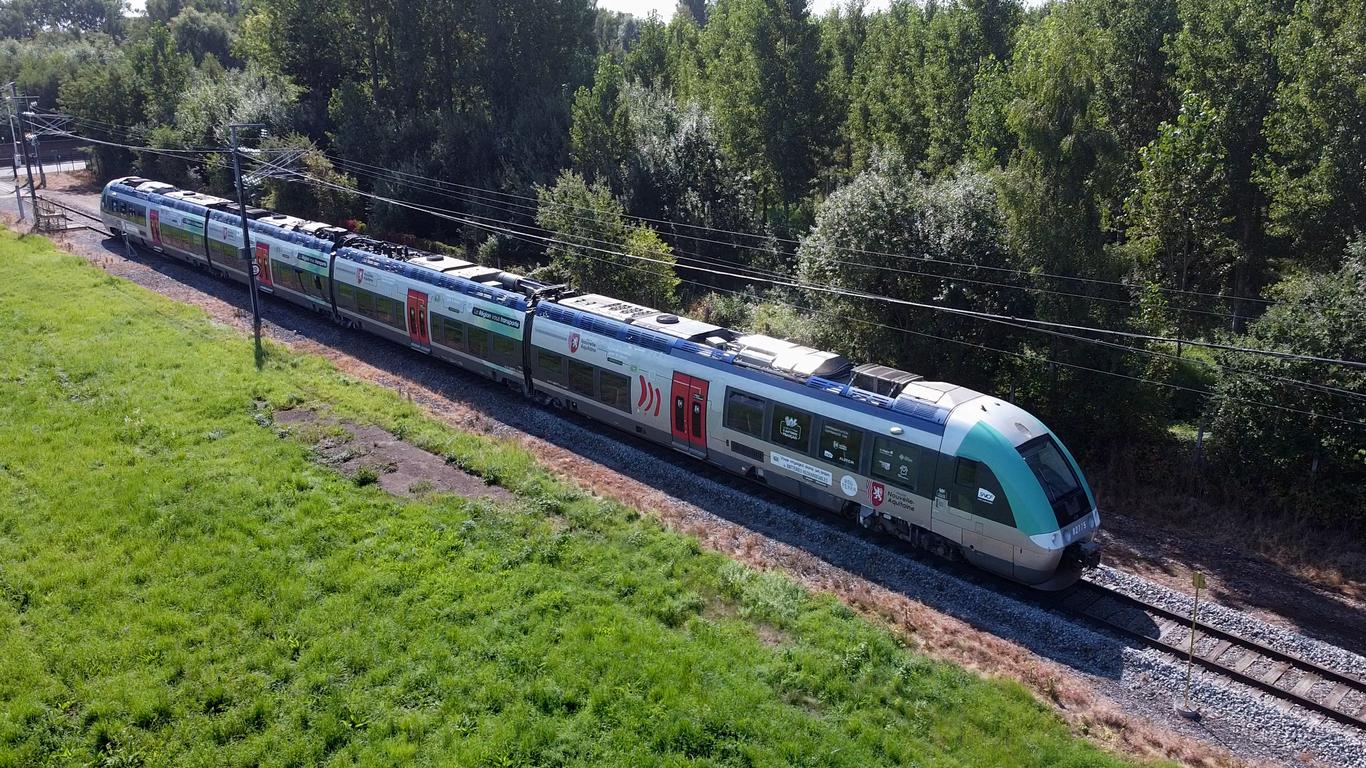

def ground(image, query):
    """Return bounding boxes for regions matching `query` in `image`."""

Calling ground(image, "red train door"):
[669,372,709,455]
[254,242,273,288]
[406,289,429,349]
[148,209,162,247]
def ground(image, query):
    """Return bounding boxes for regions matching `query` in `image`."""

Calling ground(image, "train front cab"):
[945,399,1100,589]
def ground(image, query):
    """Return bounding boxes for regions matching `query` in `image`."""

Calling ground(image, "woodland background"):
[2,0,1362,531]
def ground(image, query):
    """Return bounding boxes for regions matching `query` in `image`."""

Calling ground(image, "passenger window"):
[955,458,978,487]
[490,334,518,366]
[723,389,766,437]
[568,360,595,396]
[598,370,631,412]
[535,348,565,384]
[467,326,489,357]
[817,420,864,470]
[674,394,686,432]
[769,403,813,453]
[872,437,919,491]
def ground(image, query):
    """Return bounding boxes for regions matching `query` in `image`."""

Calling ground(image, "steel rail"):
[1065,579,1366,730]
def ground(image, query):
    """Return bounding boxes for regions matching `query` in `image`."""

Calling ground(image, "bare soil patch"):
[273,407,515,503]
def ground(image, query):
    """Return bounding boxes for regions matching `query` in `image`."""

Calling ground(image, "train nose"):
[1064,540,1101,570]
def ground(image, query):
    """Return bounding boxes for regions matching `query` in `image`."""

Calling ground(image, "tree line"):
[3,0,1362,520]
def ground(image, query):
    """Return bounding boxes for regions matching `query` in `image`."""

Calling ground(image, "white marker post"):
[1176,570,1206,719]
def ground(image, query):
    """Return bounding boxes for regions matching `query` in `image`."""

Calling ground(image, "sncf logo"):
[568,332,580,353]
[636,375,662,417]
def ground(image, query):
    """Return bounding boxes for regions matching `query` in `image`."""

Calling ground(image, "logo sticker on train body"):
[839,475,858,497]
[636,375,662,416]
[770,452,832,487]
[569,332,580,353]
[977,487,996,504]
[870,482,886,507]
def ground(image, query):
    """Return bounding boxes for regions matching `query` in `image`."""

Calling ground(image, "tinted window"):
[1018,435,1090,526]
[489,334,519,368]
[769,403,812,453]
[1019,438,1079,502]
[535,348,565,385]
[467,326,489,358]
[568,360,595,396]
[817,420,863,470]
[723,389,765,437]
[433,314,462,348]
[872,437,919,491]
[599,370,631,412]
[955,458,978,487]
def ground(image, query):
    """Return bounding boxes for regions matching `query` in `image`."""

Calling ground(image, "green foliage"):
[1124,92,1239,332]
[1258,0,1366,269]
[624,12,670,88]
[570,55,633,188]
[965,56,1015,169]
[0,0,123,39]
[0,33,119,110]
[699,0,831,206]
[536,170,679,309]
[844,2,928,170]
[0,227,1146,768]
[169,6,237,66]
[1169,0,1293,301]
[1205,240,1366,523]
[126,24,194,126]
[798,154,1023,388]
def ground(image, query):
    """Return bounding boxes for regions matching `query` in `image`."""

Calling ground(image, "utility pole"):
[5,82,19,182]
[230,123,266,369]
[13,91,37,222]
[30,124,44,188]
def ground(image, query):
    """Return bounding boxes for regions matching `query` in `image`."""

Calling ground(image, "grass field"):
[0,227,1149,767]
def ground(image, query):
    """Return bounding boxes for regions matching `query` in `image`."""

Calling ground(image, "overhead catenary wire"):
[319,150,1277,307]
[262,159,1366,372]
[243,152,1366,418]
[34,110,1280,308]
[323,166,1366,398]
[322,153,1247,323]
[468,217,1366,430]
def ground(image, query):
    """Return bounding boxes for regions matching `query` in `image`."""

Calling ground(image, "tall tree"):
[1170,0,1295,323]
[1258,0,1366,269]
[797,154,1023,386]
[699,0,831,209]
[570,55,633,189]
[536,170,679,309]
[845,1,927,170]
[1124,93,1238,337]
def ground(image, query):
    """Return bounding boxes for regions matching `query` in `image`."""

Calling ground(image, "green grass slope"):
[0,228,1147,767]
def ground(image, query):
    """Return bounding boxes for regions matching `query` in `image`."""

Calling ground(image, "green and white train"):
[102,175,1102,588]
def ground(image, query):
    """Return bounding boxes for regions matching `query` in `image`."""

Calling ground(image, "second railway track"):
[1061,579,1366,731]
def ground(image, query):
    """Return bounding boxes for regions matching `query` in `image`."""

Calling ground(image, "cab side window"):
[954,458,1014,527]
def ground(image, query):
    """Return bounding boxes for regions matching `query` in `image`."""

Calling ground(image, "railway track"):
[1062,579,1366,730]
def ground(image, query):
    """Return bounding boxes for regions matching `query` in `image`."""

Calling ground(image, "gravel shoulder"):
[6,175,1364,768]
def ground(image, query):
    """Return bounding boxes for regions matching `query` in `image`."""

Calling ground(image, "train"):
[100,175,1102,589]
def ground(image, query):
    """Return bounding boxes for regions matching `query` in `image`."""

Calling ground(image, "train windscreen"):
[1018,435,1090,527]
